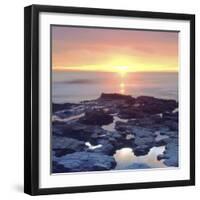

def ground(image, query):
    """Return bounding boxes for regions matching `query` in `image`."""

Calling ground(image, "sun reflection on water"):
[115,66,129,94]
[120,82,125,94]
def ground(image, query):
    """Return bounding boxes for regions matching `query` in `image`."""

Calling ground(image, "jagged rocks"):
[52,93,179,172]
[53,152,117,173]
[99,93,134,102]
[157,138,178,167]
[126,163,151,169]
[79,109,114,125]
[53,122,107,141]
[52,136,85,156]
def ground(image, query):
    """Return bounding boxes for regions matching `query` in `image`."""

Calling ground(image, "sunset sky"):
[52,26,178,73]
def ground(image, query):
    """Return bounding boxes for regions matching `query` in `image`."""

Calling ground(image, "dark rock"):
[127,115,171,132]
[134,136,154,146]
[163,120,178,131]
[115,121,129,132]
[157,154,169,161]
[89,142,115,155]
[51,94,179,170]
[163,139,178,167]
[135,96,178,114]
[126,163,151,169]
[87,131,131,155]
[52,126,64,136]
[108,133,132,149]
[52,120,66,126]
[91,133,123,155]
[131,115,163,125]
[155,138,170,147]
[115,123,156,155]
[52,136,85,156]
[157,138,178,167]
[53,122,107,141]
[133,145,151,156]
[162,131,178,138]
[53,149,74,157]
[136,96,159,104]
[128,127,156,156]
[99,93,134,102]
[163,112,178,122]
[136,96,177,107]
[52,161,67,173]
[116,121,154,137]
[79,109,113,125]
[55,152,116,173]
[54,110,73,119]
[131,126,156,138]
[119,107,147,119]
[52,103,77,113]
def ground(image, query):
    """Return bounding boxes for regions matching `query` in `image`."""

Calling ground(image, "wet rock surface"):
[79,109,114,125]
[52,136,85,156]
[157,137,178,167]
[52,93,179,173]
[126,163,151,169]
[53,152,116,173]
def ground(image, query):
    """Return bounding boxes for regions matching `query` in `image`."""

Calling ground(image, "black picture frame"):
[24,4,195,196]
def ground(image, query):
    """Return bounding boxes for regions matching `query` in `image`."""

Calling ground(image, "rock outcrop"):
[52,93,179,172]
[53,152,116,173]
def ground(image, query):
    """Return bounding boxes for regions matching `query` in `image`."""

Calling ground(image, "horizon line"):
[52,68,178,73]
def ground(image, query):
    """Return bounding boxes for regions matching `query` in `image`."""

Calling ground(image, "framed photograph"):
[24,4,195,195]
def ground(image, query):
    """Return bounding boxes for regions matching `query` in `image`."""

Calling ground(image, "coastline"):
[52,93,178,173]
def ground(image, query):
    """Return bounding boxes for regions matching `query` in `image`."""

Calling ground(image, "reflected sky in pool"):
[114,146,166,170]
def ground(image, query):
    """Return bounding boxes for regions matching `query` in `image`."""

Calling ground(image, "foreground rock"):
[52,136,85,157]
[52,93,179,171]
[157,138,178,167]
[53,122,107,141]
[115,122,156,156]
[87,142,115,156]
[53,152,116,173]
[126,163,151,169]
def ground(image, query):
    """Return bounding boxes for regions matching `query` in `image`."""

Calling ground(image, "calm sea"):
[52,71,178,103]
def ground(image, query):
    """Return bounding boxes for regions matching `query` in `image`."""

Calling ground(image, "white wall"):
[0,0,199,199]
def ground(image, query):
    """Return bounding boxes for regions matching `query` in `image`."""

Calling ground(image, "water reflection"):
[85,142,102,150]
[120,82,125,94]
[114,146,166,170]
[53,71,178,103]
[52,113,84,122]
[102,115,128,132]
[118,70,126,94]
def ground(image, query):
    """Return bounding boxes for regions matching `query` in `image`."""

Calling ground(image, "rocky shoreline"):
[52,93,178,173]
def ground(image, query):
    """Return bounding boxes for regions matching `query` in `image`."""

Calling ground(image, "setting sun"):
[115,66,129,77]
[51,25,179,174]
[52,26,178,73]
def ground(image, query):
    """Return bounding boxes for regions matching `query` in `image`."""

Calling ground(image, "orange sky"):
[52,26,178,73]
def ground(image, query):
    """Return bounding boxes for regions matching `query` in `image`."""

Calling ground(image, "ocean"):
[52,71,178,103]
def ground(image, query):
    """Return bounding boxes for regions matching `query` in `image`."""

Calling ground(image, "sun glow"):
[52,27,178,73]
[120,82,125,88]
[115,66,129,77]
